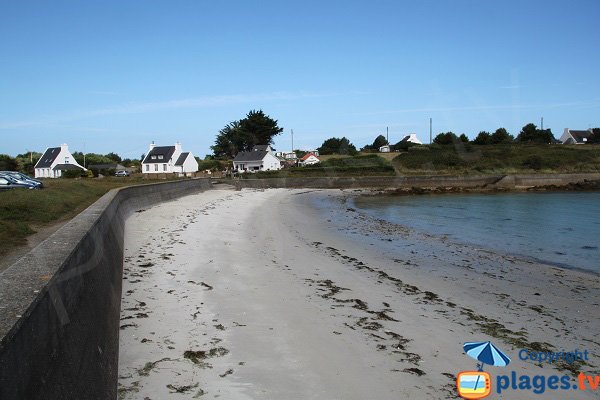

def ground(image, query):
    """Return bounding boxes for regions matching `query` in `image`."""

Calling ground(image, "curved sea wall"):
[0,178,212,400]
[230,173,600,190]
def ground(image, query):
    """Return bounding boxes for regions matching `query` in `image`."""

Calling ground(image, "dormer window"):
[158,155,164,160]
[151,155,157,160]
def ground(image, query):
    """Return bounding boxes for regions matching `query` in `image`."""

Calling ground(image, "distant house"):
[299,153,320,166]
[399,133,422,145]
[275,151,297,160]
[379,145,391,153]
[141,142,198,175]
[232,145,282,173]
[560,128,593,144]
[34,144,86,178]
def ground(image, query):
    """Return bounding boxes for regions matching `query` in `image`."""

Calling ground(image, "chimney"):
[175,142,182,153]
[149,141,155,151]
[61,143,68,152]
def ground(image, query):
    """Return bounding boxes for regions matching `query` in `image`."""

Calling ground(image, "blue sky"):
[1,0,599,158]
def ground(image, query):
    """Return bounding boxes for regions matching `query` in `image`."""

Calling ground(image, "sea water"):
[353,191,600,274]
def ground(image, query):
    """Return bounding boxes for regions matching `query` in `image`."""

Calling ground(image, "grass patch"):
[393,144,600,175]
[0,177,177,257]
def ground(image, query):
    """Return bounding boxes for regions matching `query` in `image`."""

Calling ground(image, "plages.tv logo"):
[457,341,511,399]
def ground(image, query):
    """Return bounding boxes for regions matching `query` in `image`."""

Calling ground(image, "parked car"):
[115,170,130,177]
[0,175,38,190]
[0,171,43,188]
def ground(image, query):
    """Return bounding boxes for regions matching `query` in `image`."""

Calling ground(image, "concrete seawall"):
[229,173,600,190]
[0,178,212,400]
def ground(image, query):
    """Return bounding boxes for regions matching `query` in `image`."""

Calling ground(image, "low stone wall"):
[0,178,212,400]
[230,175,502,189]
[228,173,600,190]
[492,173,600,188]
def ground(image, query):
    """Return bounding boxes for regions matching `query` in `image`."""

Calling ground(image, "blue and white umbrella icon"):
[463,341,511,370]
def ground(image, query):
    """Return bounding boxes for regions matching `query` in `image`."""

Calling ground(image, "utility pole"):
[541,117,544,131]
[386,126,389,143]
[291,129,294,152]
[429,118,432,144]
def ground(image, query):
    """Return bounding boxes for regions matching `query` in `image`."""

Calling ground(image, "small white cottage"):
[142,142,198,175]
[398,133,422,145]
[34,144,86,178]
[299,153,321,166]
[232,145,282,173]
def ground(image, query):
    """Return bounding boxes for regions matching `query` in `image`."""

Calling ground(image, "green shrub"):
[62,169,86,178]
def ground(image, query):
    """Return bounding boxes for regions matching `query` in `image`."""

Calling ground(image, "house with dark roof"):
[34,144,86,178]
[560,128,593,144]
[141,142,198,175]
[232,145,282,173]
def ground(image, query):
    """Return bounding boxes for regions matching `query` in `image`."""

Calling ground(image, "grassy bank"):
[245,154,395,178]
[0,177,174,257]
[393,144,600,175]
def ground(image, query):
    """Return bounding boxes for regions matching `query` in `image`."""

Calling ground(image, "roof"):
[300,153,320,161]
[569,130,592,143]
[35,147,61,168]
[53,164,84,171]
[253,145,271,152]
[142,146,176,163]
[174,152,190,166]
[233,150,269,162]
[88,163,125,170]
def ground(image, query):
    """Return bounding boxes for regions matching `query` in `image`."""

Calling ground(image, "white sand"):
[118,187,599,399]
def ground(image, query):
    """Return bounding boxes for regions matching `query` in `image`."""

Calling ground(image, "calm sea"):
[352,191,600,274]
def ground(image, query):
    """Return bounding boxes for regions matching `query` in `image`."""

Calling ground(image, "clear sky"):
[1,0,599,158]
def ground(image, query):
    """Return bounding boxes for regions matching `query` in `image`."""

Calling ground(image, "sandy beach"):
[118,186,599,399]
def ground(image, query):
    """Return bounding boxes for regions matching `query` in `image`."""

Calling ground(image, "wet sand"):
[118,188,599,399]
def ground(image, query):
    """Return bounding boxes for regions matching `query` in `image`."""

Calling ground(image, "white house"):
[142,142,198,175]
[379,145,391,153]
[560,128,593,144]
[34,144,86,178]
[232,145,282,173]
[399,133,422,145]
[299,153,320,166]
[275,150,297,160]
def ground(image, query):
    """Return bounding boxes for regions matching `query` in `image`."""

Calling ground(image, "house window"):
[65,157,69,164]
[158,155,164,160]
[145,165,149,171]
[151,155,157,160]
[163,164,167,171]
[154,164,158,171]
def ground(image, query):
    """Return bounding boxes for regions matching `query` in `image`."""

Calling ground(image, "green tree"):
[490,128,513,144]
[588,128,600,144]
[472,131,492,145]
[433,132,459,145]
[516,123,555,143]
[211,110,283,158]
[15,151,42,174]
[0,154,18,171]
[459,133,469,143]
[318,137,358,155]
[105,152,122,162]
[363,134,388,150]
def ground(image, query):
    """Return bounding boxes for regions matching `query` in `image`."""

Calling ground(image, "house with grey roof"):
[141,142,198,175]
[34,144,86,178]
[560,128,593,144]
[232,145,282,173]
